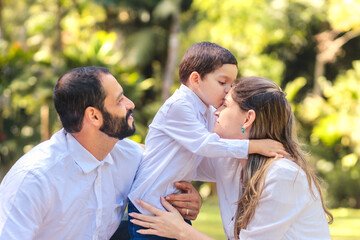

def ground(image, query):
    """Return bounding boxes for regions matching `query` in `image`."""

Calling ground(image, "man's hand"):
[165,181,202,221]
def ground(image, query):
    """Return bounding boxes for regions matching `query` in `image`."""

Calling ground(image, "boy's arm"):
[162,101,288,159]
[162,101,249,159]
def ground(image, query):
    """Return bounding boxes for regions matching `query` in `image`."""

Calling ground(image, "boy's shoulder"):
[158,88,197,116]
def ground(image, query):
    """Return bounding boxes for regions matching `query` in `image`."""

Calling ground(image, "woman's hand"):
[165,181,202,221]
[129,196,190,239]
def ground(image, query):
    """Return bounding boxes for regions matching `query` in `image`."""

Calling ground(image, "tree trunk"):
[40,104,50,141]
[0,0,3,40]
[162,8,180,101]
[314,29,360,95]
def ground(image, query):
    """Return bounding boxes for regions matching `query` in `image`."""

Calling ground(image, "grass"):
[192,197,360,240]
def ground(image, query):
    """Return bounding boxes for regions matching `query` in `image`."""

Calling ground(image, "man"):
[0,66,201,240]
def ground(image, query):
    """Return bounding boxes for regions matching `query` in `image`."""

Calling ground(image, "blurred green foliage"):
[0,0,360,209]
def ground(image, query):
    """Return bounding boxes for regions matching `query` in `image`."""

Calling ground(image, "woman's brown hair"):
[232,76,333,239]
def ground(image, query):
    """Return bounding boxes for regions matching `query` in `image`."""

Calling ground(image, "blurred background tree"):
[1,0,360,209]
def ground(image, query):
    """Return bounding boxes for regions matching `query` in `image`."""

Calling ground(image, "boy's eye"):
[219,81,226,85]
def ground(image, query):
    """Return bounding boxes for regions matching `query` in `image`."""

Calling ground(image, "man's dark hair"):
[178,42,238,85]
[53,66,110,133]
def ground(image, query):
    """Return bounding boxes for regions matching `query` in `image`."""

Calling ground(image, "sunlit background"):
[0,0,359,239]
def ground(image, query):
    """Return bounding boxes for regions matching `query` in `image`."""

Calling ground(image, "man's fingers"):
[180,208,197,221]
[165,193,191,201]
[173,181,194,193]
[167,200,196,209]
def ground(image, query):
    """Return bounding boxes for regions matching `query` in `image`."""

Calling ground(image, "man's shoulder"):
[5,130,70,178]
[1,130,70,191]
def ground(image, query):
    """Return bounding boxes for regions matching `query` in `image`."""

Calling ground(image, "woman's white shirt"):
[195,158,331,240]
[195,157,242,239]
[240,158,330,240]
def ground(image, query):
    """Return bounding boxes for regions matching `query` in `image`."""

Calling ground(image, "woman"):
[129,76,333,239]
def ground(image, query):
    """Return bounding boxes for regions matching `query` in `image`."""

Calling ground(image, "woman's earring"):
[241,127,245,134]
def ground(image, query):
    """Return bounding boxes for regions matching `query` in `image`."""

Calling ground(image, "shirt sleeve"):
[0,170,49,239]
[239,164,309,239]
[193,157,217,182]
[162,100,249,159]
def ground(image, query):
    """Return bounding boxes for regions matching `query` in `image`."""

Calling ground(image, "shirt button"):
[95,179,99,186]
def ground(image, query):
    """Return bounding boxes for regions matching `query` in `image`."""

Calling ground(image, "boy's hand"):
[165,181,202,221]
[249,139,289,158]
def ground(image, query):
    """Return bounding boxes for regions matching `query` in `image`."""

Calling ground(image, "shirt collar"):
[179,84,208,116]
[66,132,114,174]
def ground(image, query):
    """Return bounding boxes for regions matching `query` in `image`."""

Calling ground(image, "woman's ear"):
[188,71,201,89]
[84,106,103,128]
[243,109,256,129]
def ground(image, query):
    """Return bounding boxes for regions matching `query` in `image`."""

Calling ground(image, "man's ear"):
[84,107,103,128]
[188,71,201,89]
[243,109,256,129]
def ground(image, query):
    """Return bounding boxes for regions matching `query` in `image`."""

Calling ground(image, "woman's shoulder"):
[266,158,306,182]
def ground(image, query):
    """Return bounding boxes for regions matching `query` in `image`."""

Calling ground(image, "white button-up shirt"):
[0,129,143,240]
[195,158,331,240]
[128,84,249,214]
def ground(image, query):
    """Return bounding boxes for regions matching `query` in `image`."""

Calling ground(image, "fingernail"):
[165,196,170,200]
[128,213,133,217]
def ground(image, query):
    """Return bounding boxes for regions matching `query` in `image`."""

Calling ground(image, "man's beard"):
[100,109,136,140]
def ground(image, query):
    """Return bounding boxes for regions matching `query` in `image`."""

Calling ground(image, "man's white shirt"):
[0,129,143,240]
[128,84,249,214]
[195,158,331,240]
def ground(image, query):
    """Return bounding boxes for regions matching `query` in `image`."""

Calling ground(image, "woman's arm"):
[129,197,214,240]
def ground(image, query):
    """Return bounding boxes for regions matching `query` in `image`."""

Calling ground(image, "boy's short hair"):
[179,42,238,85]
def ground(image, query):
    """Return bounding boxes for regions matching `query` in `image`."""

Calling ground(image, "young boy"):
[128,42,285,239]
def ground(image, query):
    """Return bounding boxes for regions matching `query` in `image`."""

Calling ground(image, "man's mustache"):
[126,109,133,120]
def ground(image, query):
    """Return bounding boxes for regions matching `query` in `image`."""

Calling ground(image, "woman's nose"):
[214,105,224,117]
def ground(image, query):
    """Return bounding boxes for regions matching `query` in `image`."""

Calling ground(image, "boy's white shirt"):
[128,84,249,214]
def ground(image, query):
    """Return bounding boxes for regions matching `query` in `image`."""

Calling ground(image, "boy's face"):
[198,64,238,108]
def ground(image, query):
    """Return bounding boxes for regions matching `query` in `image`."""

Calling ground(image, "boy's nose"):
[225,85,231,94]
